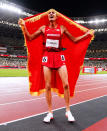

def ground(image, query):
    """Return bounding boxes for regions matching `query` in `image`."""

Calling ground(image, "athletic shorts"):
[42,51,66,69]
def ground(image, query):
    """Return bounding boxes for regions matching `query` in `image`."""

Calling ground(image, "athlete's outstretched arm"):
[63,26,94,43]
[18,19,45,41]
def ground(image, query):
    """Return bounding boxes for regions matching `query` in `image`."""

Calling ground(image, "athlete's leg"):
[43,66,52,113]
[58,65,75,122]
[58,65,70,112]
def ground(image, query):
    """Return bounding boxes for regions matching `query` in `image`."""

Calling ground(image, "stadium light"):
[0,2,22,14]
[75,20,85,24]
[88,20,94,24]
[21,12,32,16]
[75,18,107,25]
[100,19,107,22]
[0,20,19,27]
[0,2,33,16]
[94,19,100,24]
[88,19,107,24]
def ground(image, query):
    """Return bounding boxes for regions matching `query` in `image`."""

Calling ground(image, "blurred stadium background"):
[0,0,107,76]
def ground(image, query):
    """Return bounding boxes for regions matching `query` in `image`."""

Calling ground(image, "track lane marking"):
[0,80,107,95]
[0,86,106,106]
[0,95,106,126]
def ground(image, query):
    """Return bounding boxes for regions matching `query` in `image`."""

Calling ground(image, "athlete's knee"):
[63,82,69,90]
[45,82,51,91]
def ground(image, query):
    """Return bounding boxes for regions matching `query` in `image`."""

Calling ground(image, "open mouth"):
[50,16,54,18]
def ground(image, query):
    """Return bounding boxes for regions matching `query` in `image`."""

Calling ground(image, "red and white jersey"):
[44,25,62,51]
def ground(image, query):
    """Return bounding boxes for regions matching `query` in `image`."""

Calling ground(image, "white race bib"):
[46,39,59,48]
[42,56,48,63]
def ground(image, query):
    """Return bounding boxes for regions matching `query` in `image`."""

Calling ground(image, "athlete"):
[18,9,93,123]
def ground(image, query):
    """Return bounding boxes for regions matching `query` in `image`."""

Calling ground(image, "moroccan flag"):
[20,9,94,98]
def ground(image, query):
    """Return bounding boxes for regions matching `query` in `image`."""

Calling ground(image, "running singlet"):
[42,26,65,68]
[44,25,62,52]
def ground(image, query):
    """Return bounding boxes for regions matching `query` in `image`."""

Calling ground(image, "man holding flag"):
[18,9,94,123]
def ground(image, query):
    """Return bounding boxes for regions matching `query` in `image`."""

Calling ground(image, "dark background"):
[8,0,107,17]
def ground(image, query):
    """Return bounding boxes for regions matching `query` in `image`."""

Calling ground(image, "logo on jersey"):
[61,55,65,61]
[42,56,48,63]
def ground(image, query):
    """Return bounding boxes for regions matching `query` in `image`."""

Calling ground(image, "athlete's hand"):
[89,29,95,36]
[18,19,25,26]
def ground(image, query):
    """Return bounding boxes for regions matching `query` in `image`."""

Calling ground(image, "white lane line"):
[0,92,29,96]
[77,82,107,87]
[0,86,107,106]
[77,80,107,84]
[0,75,107,88]
[0,83,107,97]
[0,96,49,106]
[0,77,106,90]
[0,80,106,93]
[78,77,107,80]
[76,86,107,93]
[0,95,106,126]
[0,81,107,96]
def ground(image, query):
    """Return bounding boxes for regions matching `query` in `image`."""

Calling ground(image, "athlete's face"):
[48,10,57,22]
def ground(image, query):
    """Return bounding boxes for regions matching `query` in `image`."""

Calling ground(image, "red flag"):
[20,9,94,98]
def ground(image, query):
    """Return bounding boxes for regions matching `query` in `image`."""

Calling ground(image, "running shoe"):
[43,113,53,123]
[65,111,75,122]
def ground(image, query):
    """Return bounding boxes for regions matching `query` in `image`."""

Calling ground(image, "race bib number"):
[61,55,65,61]
[46,39,59,48]
[42,57,48,63]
